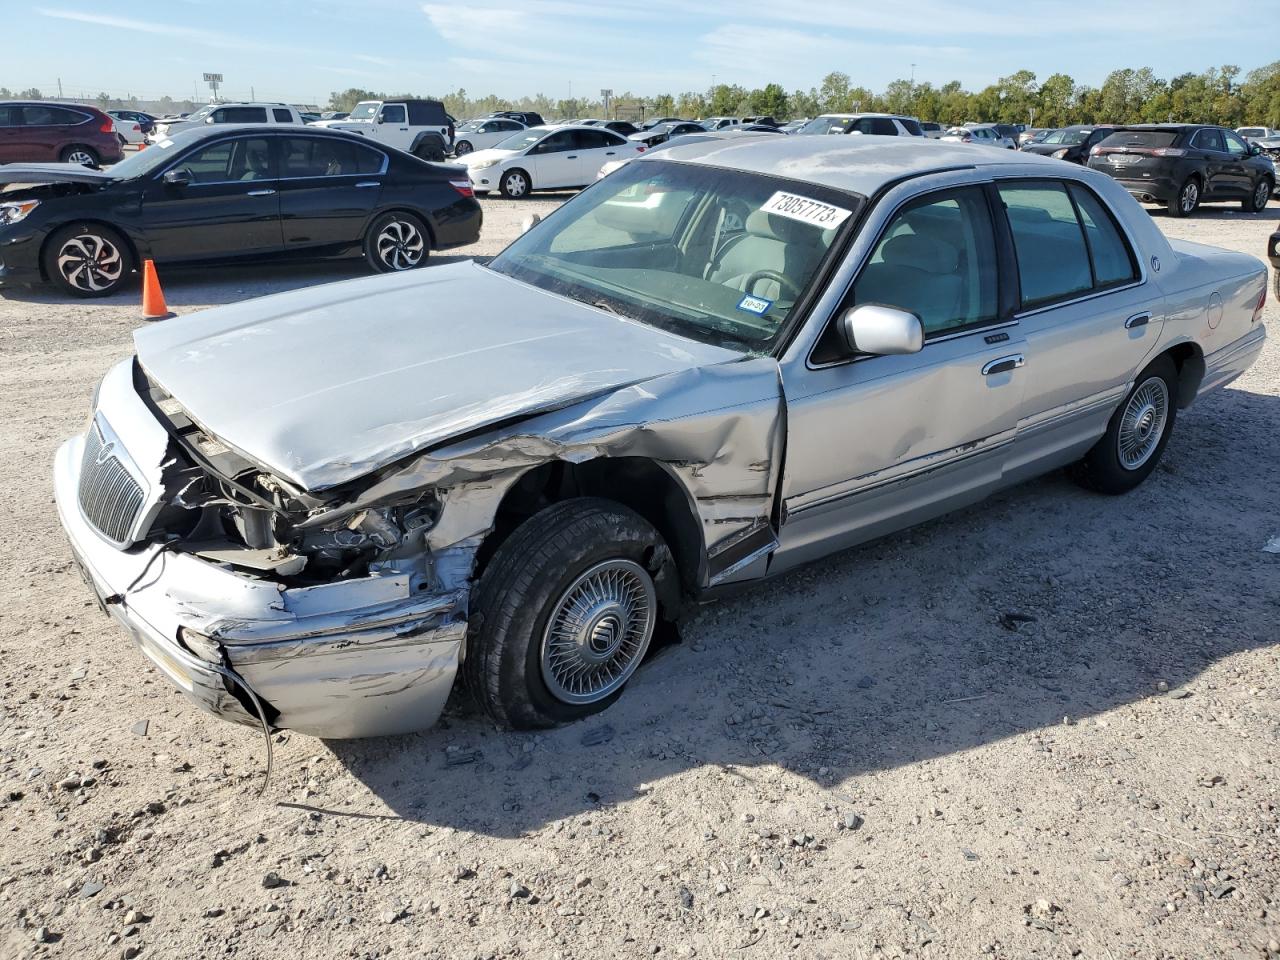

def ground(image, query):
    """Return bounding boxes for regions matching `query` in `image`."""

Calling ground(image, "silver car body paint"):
[52,137,1267,738]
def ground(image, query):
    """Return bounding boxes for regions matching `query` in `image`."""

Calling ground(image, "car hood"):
[463,147,521,167]
[0,162,116,186]
[133,261,739,491]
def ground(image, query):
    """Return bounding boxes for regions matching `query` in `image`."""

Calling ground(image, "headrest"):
[881,233,959,274]
[745,209,822,245]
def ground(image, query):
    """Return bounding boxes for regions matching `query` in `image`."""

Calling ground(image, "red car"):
[0,101,125,167]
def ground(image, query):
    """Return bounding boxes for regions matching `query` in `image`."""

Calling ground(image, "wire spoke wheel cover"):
[1117,377,1169,470]
[375,219,425,270]
[56,234,123,292]
[540,559,656,705]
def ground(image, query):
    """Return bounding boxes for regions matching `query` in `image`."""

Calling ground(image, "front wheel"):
[363,211,429,273]
[499,168,530,199]
[1244,177,1272,213]
[1167,178,1199,217]
[42,223,134,297]
[1071,356,1178,494]
[453,140,473,156]
[464,499,672,729]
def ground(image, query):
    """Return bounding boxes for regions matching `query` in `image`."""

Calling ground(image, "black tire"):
[363,211,430,273]
[1071,355,1179,494]
[412,136,447,163]
[464,498,672,730]
[41,222,134,298]
[1244,177,1272,213]
[59,144,99,167]
[499,167,531,199]
[453,140,473,157]
[1167,177,1200,217]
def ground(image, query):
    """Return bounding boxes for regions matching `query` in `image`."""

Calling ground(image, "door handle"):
[246,188,276,196]
[1125,312,1151,329]
[566,155,578,159]
[981,354,1025,376]
[354,181,379,188]
[605,151,616,155]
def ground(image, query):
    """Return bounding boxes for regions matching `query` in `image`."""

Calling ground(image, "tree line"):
[331,61,1280,128]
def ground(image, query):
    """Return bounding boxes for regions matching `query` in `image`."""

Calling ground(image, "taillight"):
[1090,145,1102,156]
[636,146,646,152]
[448,178,474,198]
[99,116,113,133]
[132,124,141,132]
[1255,285,1267,324]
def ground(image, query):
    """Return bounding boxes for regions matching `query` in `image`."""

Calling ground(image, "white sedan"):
[451,117,527,156]
[463,125,644,198]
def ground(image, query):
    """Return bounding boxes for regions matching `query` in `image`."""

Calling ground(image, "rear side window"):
[851,187,999,337]
[21,105,87,126]
[272,108,293,123]
[170,137,273,183]
[999,183,1093,307]
[406,101,447,125]
[1067,185,1139,287]
[280,137,384,176]
[899,118,924,136]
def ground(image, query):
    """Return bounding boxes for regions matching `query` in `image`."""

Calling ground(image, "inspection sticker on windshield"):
[737,294,773,315]
[760,191,852,229]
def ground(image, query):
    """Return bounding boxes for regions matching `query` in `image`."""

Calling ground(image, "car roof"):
[154,124,381,147]
[1112,123,1206,132]
[649,135,1068,196]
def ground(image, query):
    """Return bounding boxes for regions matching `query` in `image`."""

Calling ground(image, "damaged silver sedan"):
[55,137,1268,738]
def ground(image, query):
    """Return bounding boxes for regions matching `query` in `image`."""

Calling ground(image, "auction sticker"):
[737,294,773,315]
[760,191,852,229]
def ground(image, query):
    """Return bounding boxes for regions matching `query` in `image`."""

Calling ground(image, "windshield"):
[494,129,546,151]
[798,116,852,135]
[488,159,862,352]
[1099,130,1179,149]
[1043,128,1090,145]
[100,134,194,179]
[347,102,379,121]
[186,106,213,122]
[457,120,483,132]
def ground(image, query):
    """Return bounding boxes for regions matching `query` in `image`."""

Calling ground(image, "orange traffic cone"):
[142,259,172,320]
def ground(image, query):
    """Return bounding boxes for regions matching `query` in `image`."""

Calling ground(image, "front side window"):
[378,104,406,124]
[532,131,575,153]
[214,107,268,123]
[170,137,273,183]
[851,187,998,336]
[1223,130,1250,157]
[489,160,860,352]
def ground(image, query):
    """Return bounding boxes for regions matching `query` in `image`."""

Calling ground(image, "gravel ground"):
[1,191,1278,960]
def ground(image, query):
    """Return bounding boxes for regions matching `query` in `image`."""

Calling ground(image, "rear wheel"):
[42,223,134,298]
[1244,177,1272,213]
[363,211,429,273]
[1071,356,1178,494]
[464,499,671,729]
[1167,177,1199,217]
[60,144,99,167]
[500,168,530,199]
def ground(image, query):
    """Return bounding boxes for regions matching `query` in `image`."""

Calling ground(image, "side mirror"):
[839,304,924,356]
[204,116,216,124]
[163,168,192,187]
[1249,143,1262,156]
[520,213,541,234]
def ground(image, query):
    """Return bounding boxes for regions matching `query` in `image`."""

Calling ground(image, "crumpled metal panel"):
[132,262,738,490]
[315,357,787,592]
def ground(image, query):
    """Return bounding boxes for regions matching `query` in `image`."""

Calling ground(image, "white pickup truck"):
[311,99,453,161]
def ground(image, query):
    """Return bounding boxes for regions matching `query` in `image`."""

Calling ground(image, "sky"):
[3,0,1269,107]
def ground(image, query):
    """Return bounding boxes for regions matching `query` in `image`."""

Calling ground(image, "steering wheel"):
[741,269,801,302]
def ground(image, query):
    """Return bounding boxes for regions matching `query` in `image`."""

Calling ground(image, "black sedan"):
[0,125,481,297]
[1088,124,1274,217]
[1020,124,1117,164]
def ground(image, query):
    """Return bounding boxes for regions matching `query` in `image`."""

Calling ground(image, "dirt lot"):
[1,191,1278,960]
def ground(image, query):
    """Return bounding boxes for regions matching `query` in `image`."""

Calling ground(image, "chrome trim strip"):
[787,429,1017,517]
[1016,384,1129,437]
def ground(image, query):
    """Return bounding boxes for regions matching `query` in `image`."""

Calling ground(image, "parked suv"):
[795,113,924,136]
[151,103,303,141]
[1088,124,1274,217]
[0,101,124,166]
[489,111,544,127]
[312,99,453,161]
[1021,124,1117,164]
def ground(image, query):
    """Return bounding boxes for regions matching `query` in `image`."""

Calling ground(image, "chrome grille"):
[78,419,145,546]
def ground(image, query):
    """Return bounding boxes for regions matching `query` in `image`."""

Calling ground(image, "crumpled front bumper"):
[54,435,467,739]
